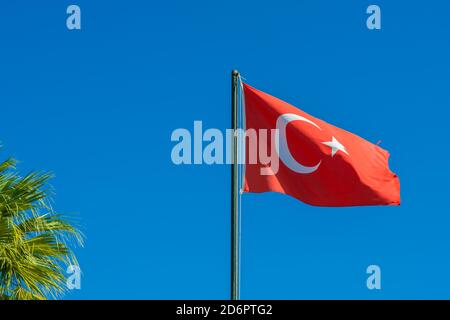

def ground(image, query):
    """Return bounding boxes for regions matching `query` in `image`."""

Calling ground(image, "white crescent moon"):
[275,113,322,174]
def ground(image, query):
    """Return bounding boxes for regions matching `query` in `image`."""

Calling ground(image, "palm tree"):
[0,154,82,300]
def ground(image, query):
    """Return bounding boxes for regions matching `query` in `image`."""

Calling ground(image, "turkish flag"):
[242,83,400,207]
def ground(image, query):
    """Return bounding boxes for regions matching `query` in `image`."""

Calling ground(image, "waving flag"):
[242,83,400,207]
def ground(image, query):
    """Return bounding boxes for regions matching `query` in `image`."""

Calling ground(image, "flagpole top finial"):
[232,70,239,76]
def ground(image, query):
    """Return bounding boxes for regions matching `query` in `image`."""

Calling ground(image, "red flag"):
[242,83,400,207]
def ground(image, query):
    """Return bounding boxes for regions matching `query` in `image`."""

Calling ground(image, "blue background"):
[0,1,449,299]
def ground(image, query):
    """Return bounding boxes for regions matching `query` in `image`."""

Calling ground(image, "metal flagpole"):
[231,70,240,300]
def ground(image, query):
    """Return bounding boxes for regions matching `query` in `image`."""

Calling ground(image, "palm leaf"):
[0,151,82,300]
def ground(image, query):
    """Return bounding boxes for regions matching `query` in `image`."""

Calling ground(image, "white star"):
[322,136,349,157]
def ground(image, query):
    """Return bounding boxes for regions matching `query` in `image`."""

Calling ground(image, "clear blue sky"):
[1,1,449,299]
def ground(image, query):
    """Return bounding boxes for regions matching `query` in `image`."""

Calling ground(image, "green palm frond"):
[0,154,82,300]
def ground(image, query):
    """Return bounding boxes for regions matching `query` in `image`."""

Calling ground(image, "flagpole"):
[231,69,240,300]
